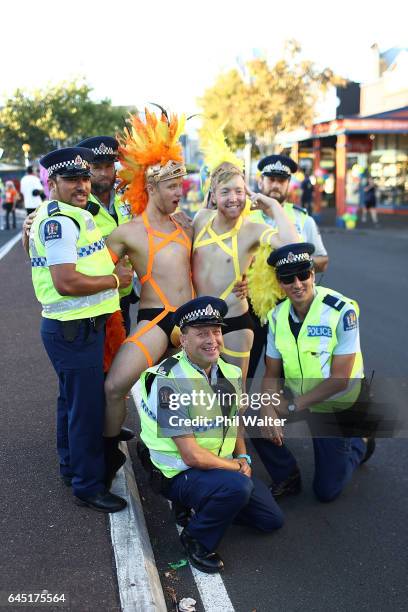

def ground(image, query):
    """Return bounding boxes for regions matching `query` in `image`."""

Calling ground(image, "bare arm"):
[106,224,129,260]
[22,210,37,255]
[246,190,298,249]
[313,255,329,273]
[173,435,247,474]
[50,257,133,297]
[294,353,356,411]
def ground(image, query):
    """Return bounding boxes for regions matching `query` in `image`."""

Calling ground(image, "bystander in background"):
[362,177,379,226]
[3,180,18,229]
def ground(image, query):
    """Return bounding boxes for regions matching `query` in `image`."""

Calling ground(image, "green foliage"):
[199,40,345,153]
[0,79,135,162]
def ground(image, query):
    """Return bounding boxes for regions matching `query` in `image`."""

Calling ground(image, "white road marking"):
[132,381,236,611]
[174,520,236,612]
[0,232,22,261]
[110,446,167,612]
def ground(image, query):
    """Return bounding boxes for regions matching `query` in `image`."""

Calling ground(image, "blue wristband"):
[237,453,252,466]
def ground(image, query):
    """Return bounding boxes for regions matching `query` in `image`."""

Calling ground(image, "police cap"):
[40,147,93,178]
[77,136,118,162]
[174,296,228,330]
[268,242,315,276]
[258,154,298,179]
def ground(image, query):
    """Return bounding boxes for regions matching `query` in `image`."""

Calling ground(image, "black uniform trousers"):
[165,468,284,552]
[41,317,106,497]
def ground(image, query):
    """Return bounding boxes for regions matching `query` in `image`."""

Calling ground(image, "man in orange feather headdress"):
[103,108,195,441]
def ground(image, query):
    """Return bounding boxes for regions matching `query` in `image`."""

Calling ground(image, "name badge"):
[307,325,332,337]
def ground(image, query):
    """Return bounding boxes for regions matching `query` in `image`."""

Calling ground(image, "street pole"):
[22,143,31,167]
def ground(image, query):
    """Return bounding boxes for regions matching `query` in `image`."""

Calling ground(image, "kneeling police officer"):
[253,242,375,503]
[137,296,283,573]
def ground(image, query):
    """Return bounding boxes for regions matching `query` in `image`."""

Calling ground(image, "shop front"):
[279,107,408,220]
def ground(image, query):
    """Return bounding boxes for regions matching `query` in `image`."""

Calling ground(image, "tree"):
[0,79,135,162]
[198,40,345,154]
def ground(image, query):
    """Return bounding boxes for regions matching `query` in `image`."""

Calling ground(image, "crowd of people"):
[22,109,376,574]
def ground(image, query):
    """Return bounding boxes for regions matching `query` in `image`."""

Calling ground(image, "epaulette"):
[86,201,100,216]
[293,204,308,215]
[323,294,346,311]
[155,355,180,377]
[47,200,60,216]
[145,355,180,397]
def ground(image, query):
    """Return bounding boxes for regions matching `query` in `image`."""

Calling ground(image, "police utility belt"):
[58,314,109,342]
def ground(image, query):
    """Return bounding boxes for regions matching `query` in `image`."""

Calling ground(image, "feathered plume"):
[247,244,286,323]
[117,107,186,215]
[199,121,244,173]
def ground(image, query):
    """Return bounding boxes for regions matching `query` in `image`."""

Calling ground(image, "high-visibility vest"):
[139,352,242,478]
[248,202,308,238]
[87,193,133,298]
[29,200,119,321]
[267,286,364,412]
[88,192,132,238]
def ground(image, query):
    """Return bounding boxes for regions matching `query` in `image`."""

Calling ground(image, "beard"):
[92,179,114,196]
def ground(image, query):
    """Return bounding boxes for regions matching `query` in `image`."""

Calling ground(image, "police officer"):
[137,296,283,573]
[252,243,375,502]
[247,154,329,381]
[29,147,133,513]
[77,136,136,334]
[256,155,329,271]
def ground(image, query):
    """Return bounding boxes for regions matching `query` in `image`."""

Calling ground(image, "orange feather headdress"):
[117,107,187,215]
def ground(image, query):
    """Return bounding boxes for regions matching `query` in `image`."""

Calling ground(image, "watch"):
[237,453,252,465]
[287,403,297,413]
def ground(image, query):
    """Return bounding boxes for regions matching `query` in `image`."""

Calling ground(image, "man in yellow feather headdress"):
[191,127,298,382]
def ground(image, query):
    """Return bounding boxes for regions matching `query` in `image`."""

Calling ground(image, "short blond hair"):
[210,162,244,193]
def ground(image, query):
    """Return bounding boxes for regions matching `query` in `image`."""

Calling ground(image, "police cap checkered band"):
[40,147,94,176]
[262,161,291,175]
[179,305,222,328]
[46,156,90,176]
[174,296,228,329]
[267,242,315,270]
[258,154,298,176]
[77,136,118,159]
[275,251,311,267]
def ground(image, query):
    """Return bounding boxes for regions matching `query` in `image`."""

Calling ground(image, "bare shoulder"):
[193,208,213,233]
[107,217,144,250]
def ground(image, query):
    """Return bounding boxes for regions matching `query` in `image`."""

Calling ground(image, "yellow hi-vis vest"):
[267,286,364,413]
[29,200,119,321]
[88,193,133,297]
[88,192,132,238]
[139,352,242,478]
[248,202,307,238]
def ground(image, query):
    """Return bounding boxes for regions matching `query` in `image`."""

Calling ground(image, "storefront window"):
[369,134,408,207]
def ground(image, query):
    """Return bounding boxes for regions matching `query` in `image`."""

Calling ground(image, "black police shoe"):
[361,437,376,464]
[60,475,72,487]
[180,529,224,574]
[173,502,192,527]
[118,427,135,442]
[270,467,302,499]
[75,491,127,513]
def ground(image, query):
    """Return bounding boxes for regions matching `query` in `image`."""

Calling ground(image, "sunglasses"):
[278,269,312,285]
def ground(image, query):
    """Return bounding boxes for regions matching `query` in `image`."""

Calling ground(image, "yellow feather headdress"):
[199,122,252,213]
[117,107,186,215]
[200,122,244,174]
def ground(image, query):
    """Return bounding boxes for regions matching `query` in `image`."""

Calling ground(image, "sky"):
[2,0,407,131]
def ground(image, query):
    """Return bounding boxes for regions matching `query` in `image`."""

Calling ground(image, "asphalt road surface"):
[132,226,408,611]
[1,224,407,611]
